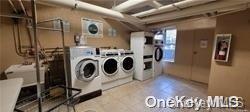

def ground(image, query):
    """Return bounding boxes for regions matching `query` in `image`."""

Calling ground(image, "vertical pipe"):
[31,0,42,112]
[8,0,18,13]
[16,23,22,54]
[18,0,27,15]
[60,20,69,110]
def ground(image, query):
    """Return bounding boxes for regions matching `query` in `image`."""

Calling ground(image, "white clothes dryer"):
[153,34,164,77]
[99,49,120,90]
[118,49,134,86]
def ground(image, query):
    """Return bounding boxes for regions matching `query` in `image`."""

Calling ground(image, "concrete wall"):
[208,9,250,108]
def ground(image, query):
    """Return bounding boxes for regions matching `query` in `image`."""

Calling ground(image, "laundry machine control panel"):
[65,46,96,59]
[100,50,119,57]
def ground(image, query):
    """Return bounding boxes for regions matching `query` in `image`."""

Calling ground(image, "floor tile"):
[74,74,244,112]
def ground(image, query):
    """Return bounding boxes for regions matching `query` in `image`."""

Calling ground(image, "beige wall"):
[163,30,194,80]
[208,9,250,108]
[0,4,131,73]
[163,18,216,82]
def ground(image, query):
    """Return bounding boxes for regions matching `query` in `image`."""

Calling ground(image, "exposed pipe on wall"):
[0,14,31,19]
[8,0,25,54]
[36,0,146,30]
[8,0,18,13]
[25,21,34,48]
[6,0,34,57]
[12,23,25,57]
[30,0,42,111]
[17,0,35,48]
[11,18,37,58]
[17,0,27,15]
[16,23,23,54]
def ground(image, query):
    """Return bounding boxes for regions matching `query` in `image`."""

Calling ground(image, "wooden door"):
[191,28,215,83]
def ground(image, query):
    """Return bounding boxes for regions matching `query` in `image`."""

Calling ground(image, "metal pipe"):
[8,0,18,13]
[25,21,34,48]
[0,14,32,19]
[60,19,70,111]
[11,18,33,57]
[31,0,42,112]
[34,27,62,31]
[16,23,23,54]
[42,47,63,50]
[12,23,25,57]
[17,0,27,15]
[1,14,35,50]
[27,25,63,31]
[18,0,34,48]
[37,18,62,24]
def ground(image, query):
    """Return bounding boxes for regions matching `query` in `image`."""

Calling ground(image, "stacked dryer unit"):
[99,49,120,90]
[65,46,102,101]
[117,49,134,85]
[131,32,154,81]
[153,32,165,77]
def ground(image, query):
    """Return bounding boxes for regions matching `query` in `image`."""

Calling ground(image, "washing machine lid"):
[75,59,98,82]
[155,47,163,62]
[121,56,134,73]
[102,57,118,76]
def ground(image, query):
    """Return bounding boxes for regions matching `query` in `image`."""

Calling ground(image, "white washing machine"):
[99,49,120,90]
[118,49,134,86]
[153,32,164,77]
[65,46,102,99]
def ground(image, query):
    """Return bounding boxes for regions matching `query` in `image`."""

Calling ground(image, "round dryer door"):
[88,23,98,34]
[121,56,134,73]
[155,47,163,62]
[102,57,118,76]
[75,59,98,82]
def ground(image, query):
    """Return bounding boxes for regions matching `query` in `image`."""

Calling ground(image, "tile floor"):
[73,74,247,112]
